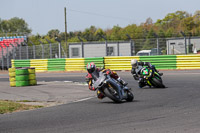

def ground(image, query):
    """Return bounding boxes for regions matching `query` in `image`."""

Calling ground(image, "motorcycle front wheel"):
[125,90,134,102]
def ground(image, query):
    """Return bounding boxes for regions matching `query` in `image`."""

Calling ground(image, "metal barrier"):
[65,58,85,71]
[176,55,200,69]
[139,55,177,69]
[104,56,140,70]
[30,59,48,72]
[11,55,200,72]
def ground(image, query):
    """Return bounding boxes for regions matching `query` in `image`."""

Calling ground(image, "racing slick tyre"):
[125,90,134,102]
[104,88,122,103]
[152,78,165,88]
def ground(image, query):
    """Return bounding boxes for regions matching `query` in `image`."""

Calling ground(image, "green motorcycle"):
[140,66,165,88]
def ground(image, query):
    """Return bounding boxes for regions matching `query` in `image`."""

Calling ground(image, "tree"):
[47,29,60,38]
[0,17,31,34]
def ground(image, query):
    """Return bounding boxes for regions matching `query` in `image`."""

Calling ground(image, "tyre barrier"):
[8,67,37,87]
[8,68,16,87]
[28,68,37,86]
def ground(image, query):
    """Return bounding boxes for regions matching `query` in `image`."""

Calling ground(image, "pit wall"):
[11,55,200,72]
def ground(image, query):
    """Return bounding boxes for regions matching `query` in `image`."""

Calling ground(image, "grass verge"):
[0,100,43,114]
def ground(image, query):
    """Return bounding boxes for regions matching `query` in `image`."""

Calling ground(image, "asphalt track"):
[1,70,200,133]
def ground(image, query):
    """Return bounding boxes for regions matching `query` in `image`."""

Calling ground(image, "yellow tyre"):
[29,80,37,86]
[9,68,16,72]
[9,72,16,77]
[9,77,16,82]
[28,68,35,74]
[29,74,36,80]
[10,81,16,87]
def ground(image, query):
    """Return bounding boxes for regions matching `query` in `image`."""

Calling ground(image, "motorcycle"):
[92,71,134,103]
[140,66,165,88]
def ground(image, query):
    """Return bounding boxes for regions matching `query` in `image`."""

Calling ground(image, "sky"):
[1,0,200,35]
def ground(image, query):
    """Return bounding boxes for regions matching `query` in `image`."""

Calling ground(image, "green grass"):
[0,100,43,114]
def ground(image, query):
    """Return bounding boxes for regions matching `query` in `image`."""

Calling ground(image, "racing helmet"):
[87,62,96,73]
[131,59,138,68]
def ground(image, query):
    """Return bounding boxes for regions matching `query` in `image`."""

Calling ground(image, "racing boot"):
[158,72,163,76]
[97,90,105,99]
[117,77,128,86]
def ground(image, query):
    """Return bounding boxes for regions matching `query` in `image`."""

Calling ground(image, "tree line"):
[1,10,200,46]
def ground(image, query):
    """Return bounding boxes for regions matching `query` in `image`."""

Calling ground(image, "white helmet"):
[131,59,138,68]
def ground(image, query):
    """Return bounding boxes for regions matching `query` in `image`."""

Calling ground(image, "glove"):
[106,70,111,75]
[89,86,96,91]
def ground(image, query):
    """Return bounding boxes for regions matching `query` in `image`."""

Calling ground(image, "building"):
[68,41,134,58]
[166,37,200,55]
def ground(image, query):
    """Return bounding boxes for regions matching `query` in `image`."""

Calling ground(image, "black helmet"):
[87,62,96,73]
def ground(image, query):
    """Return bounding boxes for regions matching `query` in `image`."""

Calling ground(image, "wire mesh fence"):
[1,36,200,70]
[0,43,66,70]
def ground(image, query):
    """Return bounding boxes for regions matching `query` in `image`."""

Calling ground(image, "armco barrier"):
[11,55,200,72]
[30,59,48,72]
[139,55,177,69]
[176,55,200,69]
[12,59,30,68]
[84,57,104,70]
[65,58,85,71]
[48,58,66,71]
[104,56,140,70]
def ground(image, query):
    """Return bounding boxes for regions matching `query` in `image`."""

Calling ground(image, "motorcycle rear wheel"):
[152,78,165,88]
[104,88,122,103]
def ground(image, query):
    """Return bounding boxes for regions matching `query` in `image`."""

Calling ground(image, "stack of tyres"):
[28,68,37,85]
[15,68,30,87]
[9,68,16,87]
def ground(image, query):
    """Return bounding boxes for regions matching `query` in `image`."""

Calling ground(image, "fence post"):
[0,45,4,70]
[46,39,52,58]
[25,43,29,59]
[10,43,15,59]
[3,44,9,69]
[30,41,36,59]
[58,43,61,58]
[78,37,84,57]
[117,41,119,56]
[42,44,44,59]
[157,37,159,55]
[181,31,187,55]
[19,43,21,59]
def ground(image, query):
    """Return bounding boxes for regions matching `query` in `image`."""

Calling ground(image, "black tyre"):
[104,88,122,103]
[152,78,165,88]
[126,90,134,102]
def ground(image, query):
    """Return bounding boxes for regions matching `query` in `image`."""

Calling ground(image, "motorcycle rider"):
[85,62,128,99]
[131,59,163,88]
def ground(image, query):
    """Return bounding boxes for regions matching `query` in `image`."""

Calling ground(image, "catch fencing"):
[0,43,66,70]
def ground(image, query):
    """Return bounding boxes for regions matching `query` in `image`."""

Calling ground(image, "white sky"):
[0,0,200,35]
